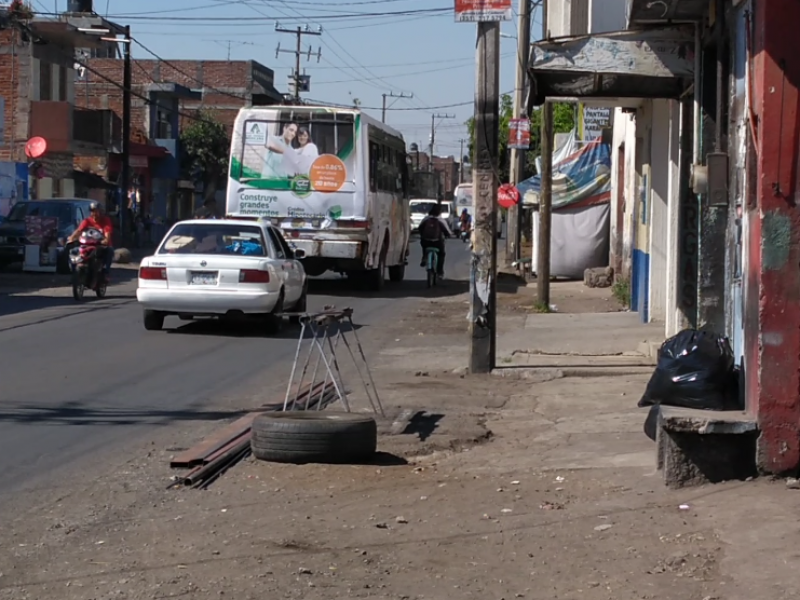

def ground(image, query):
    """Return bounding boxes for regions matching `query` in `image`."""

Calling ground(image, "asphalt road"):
[0,239,472,497]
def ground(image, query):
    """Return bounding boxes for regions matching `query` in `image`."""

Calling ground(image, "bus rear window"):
[238,111,355,183]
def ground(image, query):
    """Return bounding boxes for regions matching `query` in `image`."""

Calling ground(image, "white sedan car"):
[136,219,307,332]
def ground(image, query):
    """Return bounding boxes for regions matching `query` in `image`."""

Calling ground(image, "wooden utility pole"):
[506,0,532,265]
[458,138,468,182]
[275,24,322,100]
[537,100,553,306]
[382,91,413,123]
[120,25,131,245]
[469,22,500,374]
[429,113,455,171]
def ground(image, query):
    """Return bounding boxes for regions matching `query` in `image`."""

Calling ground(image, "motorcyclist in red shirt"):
[67,201,114,275]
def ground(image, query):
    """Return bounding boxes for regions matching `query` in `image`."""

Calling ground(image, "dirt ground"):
[3,280,800,600]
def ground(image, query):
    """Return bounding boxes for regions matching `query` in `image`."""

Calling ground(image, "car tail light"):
[240,269,269,283]
[140,266,167,280]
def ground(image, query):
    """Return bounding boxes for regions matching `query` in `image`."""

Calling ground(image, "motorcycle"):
[67,228,108,301]
[460,223,471,243]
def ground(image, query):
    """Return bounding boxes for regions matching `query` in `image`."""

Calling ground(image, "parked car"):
[136,219,308,332]
[0,198,96,273]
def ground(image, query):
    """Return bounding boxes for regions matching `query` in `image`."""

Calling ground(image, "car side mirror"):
[293,248,306,259]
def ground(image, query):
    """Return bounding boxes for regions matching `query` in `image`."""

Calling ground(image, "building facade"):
[73,58,283,230]
[0,16,116,203]
[531,0,800,475]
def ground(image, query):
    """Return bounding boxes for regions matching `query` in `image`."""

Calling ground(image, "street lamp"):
[78,27,132,245]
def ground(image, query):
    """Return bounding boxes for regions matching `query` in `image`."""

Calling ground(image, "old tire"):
[250,411,377,464]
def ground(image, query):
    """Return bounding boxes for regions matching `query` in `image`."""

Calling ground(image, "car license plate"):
[190,271,218,285]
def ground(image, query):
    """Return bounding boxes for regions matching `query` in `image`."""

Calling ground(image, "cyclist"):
[418,204,453,278]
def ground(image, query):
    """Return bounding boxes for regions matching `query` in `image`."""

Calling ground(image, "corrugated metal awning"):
[528,26,695,106]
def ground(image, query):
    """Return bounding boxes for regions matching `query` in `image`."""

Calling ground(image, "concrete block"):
[584,266,613,288]
[655,406,758,488]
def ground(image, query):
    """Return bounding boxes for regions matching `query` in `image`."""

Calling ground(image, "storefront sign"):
[508,118,530,149]
[580,106,612,141]
[455,0,512,22]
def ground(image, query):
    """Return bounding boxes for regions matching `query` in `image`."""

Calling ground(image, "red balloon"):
[498,183,520,209]
[25,136,47,158]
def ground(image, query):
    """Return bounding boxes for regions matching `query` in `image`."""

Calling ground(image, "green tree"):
[180,110,230,202]
[466,99,576,182]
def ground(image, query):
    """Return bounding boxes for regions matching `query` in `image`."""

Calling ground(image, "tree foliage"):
[465,96,577,182]
[180,110,229,200]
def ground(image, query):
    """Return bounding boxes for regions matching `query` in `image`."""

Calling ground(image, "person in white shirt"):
[262,122,298,179]
[292,126,320,176]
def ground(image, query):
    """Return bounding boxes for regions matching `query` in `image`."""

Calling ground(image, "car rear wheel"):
[143,310,165,331]
[289,285,307,325]
[263,290,284,335]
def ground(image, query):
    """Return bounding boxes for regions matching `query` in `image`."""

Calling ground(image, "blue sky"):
[42,0,541,158]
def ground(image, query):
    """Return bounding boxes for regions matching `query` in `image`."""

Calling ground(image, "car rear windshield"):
[410,202,437,214]
[158,223,267,256]
[6,202,72,224]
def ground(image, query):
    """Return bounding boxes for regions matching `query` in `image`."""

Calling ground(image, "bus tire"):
[368,252,386,291]
[388,263,405,282]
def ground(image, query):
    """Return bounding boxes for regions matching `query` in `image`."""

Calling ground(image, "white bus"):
[225,105,410,290]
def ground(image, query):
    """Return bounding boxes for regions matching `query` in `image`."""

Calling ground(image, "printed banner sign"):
[508,118,530,149]
[455,0,512,22]
[227,108,360,221]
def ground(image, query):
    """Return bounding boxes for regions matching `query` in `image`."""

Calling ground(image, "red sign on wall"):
[454,0,512,22]
[498,183,520,209]
[508,118,530,149]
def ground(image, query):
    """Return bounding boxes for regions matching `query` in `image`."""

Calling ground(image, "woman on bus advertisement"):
[230,108,357,222]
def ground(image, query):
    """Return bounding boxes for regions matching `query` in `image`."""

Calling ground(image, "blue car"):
[0,198,97,273]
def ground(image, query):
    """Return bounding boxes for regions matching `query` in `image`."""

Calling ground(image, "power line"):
[37,8,452,22]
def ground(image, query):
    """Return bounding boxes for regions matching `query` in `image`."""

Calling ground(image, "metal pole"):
[469,21,500,374]
[507,0,532,265]
[382,94,387,123]
[460,138,465,183]
[294,27,301,101]
[537,100,553,306]
[121,25,131,247]
[429,113,435,171]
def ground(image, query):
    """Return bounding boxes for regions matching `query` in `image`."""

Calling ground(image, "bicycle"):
[425,246,440,288]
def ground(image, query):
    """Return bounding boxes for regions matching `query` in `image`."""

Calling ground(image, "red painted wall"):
[749,0,800,473]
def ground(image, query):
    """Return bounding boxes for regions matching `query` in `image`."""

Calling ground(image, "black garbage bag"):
[638,329,735,411]
[643,404,659,441]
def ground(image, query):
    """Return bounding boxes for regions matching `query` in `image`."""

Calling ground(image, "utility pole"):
[536,0,553,307]
[382,91,413,123]
[469,22,500,374]
[120,25,131,246]
[275,23,322,101]
[537,100,553,307]
[458,138,468,183]
[429,113,455,171]
[506,0,532,265]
